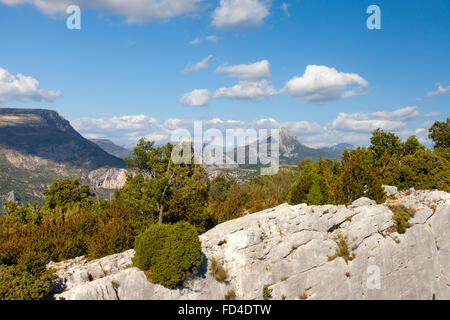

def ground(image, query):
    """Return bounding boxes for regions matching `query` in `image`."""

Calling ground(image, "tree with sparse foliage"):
[429,117,450,149]
[120,139,203,225]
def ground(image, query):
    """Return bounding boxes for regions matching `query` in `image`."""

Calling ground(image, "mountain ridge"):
[231,127,352,165]
[0,108,125,169]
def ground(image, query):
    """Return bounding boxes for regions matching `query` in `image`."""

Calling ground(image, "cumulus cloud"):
[189,35,220,45]
[183,55,213,74]
[215,59,271,80]
[283,65,368,103]
[71,115,169,148]
[330,106,420,133]
[366,106,420,121]
[0,66,62,103]
[179,89,211,106]
[205,35,219,43]
[0,0,203,24]
[214,80,277,101]
[211,0,269,29]
[332,115,405,133]
[427,84,450,97]
[71,106,429,149]
[189,37,201,45]
[423,112,442,118]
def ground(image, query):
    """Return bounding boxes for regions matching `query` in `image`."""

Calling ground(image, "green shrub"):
[0,202,150,273]
[396,150,449,192]
[210,257,227,283]
[287,162,335,206]
[0,264,55,300]
[263,284,273,300]
[132,222,203,289]
[327,234,355,263]
[392,211,411,234]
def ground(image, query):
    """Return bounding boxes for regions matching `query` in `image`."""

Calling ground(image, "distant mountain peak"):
[0,108,125,170]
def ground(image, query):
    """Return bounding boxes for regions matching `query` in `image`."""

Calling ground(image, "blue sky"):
[0,0,448,148]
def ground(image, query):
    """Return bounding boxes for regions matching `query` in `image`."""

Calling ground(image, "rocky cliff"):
[48,187,450,300]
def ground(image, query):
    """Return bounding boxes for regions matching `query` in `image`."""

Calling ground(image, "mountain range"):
[0,108,352,207]
[89,139,132,159]
[0,108,124,169]
[230,127,352,165]
[0,108,125,207]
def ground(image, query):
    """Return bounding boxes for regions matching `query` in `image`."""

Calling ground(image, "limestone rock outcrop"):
[49,188,450,300]
[88,168,128,190]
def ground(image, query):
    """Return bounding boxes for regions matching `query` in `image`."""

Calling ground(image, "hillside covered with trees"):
[0,118,448,299]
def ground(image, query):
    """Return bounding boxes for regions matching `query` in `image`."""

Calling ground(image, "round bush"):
[132,222,203,289]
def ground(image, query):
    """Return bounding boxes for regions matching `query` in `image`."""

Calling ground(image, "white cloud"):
[427,84,450,97]
[214,80,277,101]
[0,66,62,103]
[423,112,442,118]
[141,134,168,142]
[367,106,420,121]
[283,121,323,134]
[189,35,220,45]
[215,59,271,80]
[71,115,169,148]
[71,106,431,150]
[205,35,219,43]
[397,127,429,144]
[189,37,201,45]
[179,89,211,106]
[332,114,405,133]
[283,65,369,103]
[72,115,157,131]
[0,0,203,24]
[330,106,420,133]
[182,55,213,74]
[211,0,269,29]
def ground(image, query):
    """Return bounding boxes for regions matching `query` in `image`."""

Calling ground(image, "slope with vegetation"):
[0,108,125,207]
[0,118,448,299]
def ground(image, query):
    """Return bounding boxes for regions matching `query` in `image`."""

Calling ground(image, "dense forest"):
[0,118,448,299]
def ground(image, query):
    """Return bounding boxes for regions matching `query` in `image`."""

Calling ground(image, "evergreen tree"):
[403,135,425,156]
[369,129,403,163]
[429,117,449,149]
[336,148,386,204]
[41,179,93,213]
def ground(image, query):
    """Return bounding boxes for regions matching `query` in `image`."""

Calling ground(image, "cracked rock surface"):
[49,188,450,300]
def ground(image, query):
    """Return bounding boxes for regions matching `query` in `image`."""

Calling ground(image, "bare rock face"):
[47,250,134,296]
[88,168,128,190]
[50,188,450,300]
